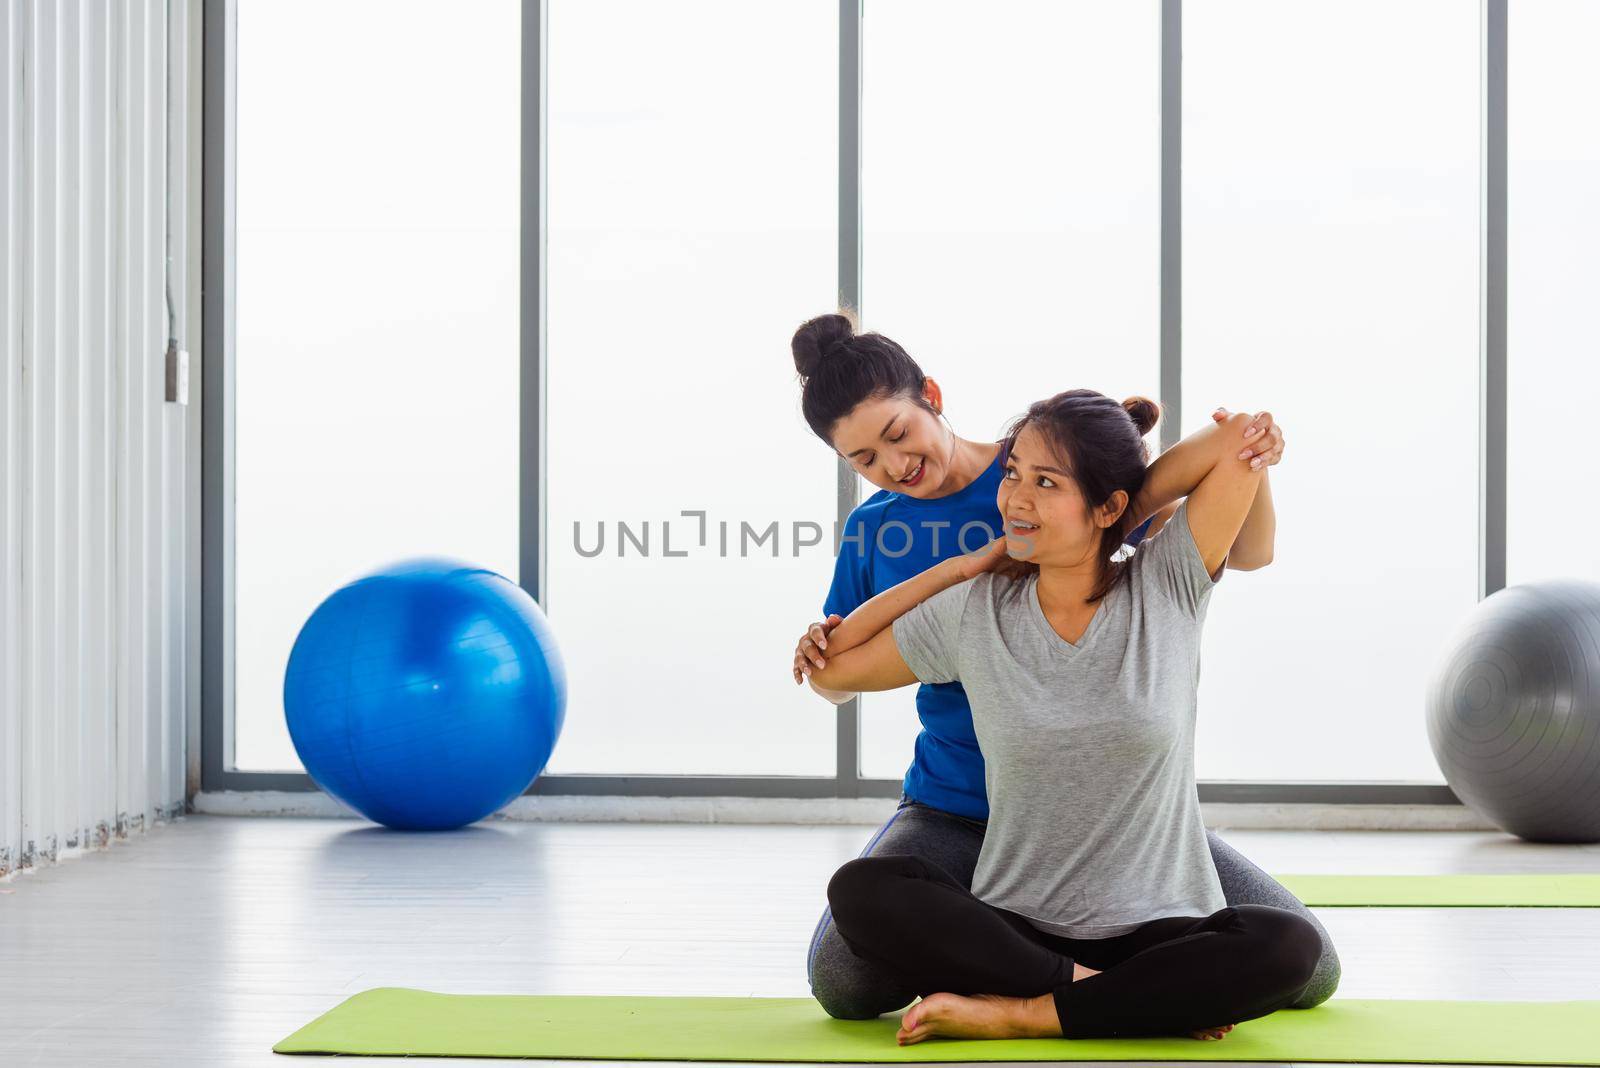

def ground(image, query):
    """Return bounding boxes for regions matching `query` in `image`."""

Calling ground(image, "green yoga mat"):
[1274,873,1600,907]
[274,989,1600,1064]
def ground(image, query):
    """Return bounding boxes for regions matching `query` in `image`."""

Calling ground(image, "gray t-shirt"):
[892,499,1227,939]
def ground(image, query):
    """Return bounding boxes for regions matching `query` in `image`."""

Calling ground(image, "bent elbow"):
[808,677,857,705]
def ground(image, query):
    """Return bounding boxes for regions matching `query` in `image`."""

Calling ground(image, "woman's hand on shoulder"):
[1211,407,1285,470]
[947,535,1010,582]
[793,614,844,684]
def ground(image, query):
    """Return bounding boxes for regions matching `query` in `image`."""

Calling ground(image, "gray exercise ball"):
[1426,580,1600,843]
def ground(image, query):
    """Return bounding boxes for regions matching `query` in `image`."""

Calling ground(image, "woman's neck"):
[930,436,1001,498]
[1035,561,1102,613]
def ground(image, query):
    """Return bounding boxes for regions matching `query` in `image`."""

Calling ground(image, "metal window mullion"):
[521,0,546,607]
[1480,0,1507,600]
[199,0,235,790]
[835,0,863,798]
[1159,0,1181,452]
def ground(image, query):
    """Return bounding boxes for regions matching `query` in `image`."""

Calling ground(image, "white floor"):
[3,815,1600,1067]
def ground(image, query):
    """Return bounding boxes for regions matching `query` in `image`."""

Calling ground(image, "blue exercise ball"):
[283,557,566,831]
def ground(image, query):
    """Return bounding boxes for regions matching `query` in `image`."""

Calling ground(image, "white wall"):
[0,0,192,879]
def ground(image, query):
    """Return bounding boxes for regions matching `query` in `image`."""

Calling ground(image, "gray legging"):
[807,796,1341,1018]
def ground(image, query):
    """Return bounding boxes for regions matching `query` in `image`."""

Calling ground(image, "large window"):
[859,0,1161,779]
[212,0,1559,799]
[541,0,838,775]
[1183,0,1478,781]
[1508,0,1600,586]
[233,0,521,771]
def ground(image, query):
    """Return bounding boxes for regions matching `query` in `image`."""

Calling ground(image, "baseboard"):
[0,806,187,882]
[191,790,1497,831]
[1200,802,1494,831]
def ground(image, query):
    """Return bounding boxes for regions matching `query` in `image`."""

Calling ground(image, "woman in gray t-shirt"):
[806,389,1320,1045]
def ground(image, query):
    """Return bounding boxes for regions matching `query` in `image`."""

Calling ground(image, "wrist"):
[942,552,983,583]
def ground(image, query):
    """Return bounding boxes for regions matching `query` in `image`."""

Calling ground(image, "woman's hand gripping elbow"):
[793,614,856,704]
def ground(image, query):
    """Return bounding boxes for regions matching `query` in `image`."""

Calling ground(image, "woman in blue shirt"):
[789,309,1339,1019]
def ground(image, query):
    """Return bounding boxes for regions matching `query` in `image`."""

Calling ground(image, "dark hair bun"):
[1123,395,1161,437]
[792,310,859,381]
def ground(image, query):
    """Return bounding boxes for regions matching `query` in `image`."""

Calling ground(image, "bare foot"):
[896,992,1060,1045]
[893,981,1235,1046]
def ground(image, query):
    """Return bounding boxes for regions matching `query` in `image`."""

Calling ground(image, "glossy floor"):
[3,815,1599,1066]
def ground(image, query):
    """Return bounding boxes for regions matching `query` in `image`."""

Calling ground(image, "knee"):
[808,900,915,1021]
[1292,946,1342,1008]
[825,856,900,929]
[809,936,910,1020]
[1289,927,1343,1008]
[811,980,892,1021]
[1236,905,1322,993]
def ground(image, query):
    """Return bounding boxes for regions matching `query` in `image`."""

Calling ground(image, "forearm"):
[825,557,969,658]
[1129,421,1229,525]
[1225,468,1276,570]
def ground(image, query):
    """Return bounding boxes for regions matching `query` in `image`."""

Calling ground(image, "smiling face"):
[997,422,1129,569]
[829,381,954,498]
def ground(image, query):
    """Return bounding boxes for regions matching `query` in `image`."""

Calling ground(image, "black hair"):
[993,389,1161,604]
[791,307,935,443]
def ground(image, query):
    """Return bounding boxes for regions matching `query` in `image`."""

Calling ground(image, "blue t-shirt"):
[822,446,1154,821]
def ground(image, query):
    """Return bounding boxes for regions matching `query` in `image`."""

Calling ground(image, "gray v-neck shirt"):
[892,500,1228,938]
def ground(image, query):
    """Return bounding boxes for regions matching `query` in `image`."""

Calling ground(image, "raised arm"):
[1133,409,1280,570]
[1144,467,1276,571]
[1183,412,1267,577]
[1127,426,1217,529]
[1224,468,1275,570]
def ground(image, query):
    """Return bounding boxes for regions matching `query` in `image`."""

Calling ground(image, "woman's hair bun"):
[792,309,860,381]
[1122,395,1161,437]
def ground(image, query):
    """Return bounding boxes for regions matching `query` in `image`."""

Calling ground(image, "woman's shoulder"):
[846,479,924,525]
[838,490,897,544]
[845,487,895,521]
[962,570,1033,614]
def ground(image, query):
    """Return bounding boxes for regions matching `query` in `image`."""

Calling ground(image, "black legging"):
[826,853,1322,1039]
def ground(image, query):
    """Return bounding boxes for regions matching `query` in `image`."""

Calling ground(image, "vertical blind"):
[0,0,190,879]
